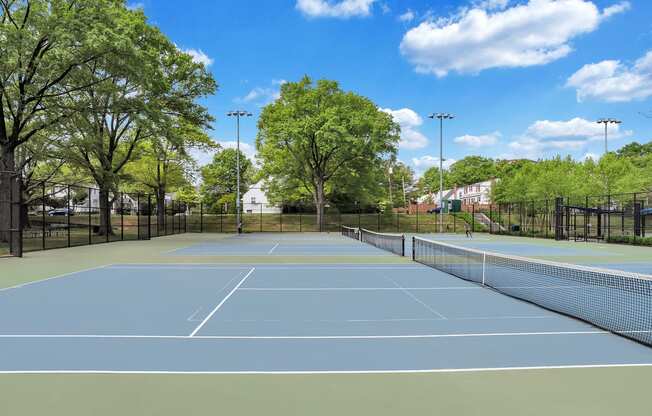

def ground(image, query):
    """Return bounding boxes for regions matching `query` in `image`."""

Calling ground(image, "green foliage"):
[448,156,497,186]
[256,76,400,220]
[493,154,651,202]
[200,148,254,213]
[607,235,652,246]
[417,167,452,196]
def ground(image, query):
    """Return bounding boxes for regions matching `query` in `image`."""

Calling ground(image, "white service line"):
[268,243,280,255]
[188,267,256,337]
[0,264,113,293]
[238,286,479,291]
[0,329,625,340]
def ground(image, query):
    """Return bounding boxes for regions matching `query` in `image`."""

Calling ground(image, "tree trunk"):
[314,180,325,232]
[98,186,114,236]
[0,148,16,243]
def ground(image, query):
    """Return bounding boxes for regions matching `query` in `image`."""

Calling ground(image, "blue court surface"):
[2,260,652,373]
[168,234,391,256]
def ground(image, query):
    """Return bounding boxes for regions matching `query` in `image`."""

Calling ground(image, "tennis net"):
[360,229,405,257]
[341,225,360,240]
[412,236,652,346]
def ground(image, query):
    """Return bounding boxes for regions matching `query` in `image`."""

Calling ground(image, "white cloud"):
[296,0,376,18]
[602,1,630,18]
[505,117,633,159]
[216,141,258,161]
[411,155,456,175]
[237,80,286,107]
[454,131,501,147]
[474,0,510,11]
[398,9,415,22]
[126,2,144,10]
[182,48,214,67]
[380,107,429,150]
[399,0,628,77]
[190,141,258,172]
[566,50,652,102]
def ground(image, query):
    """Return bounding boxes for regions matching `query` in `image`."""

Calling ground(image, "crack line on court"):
[381,274,448,320]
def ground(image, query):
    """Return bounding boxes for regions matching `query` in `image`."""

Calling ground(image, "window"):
[251,197,256,204]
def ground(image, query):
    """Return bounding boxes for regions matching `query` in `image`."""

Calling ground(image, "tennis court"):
[2,232,652,374]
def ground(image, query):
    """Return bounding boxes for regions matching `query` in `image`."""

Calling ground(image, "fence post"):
[137,193,141,239]
[299,207,302,232]
[472,204,475,232]
[147,194,151,240]
[120,193,124,241]
[377,210,380,232]
[67,185,71,247]
[280,207,283,232]
[200,202,204,233]
[42,182,46,249]
[489,204,493,234]
[416,202,419,233]
[633,193,637,243]
[607,194,611,242]
[220,205,223,233]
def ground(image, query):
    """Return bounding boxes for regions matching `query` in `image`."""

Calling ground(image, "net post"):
[411,236,415,261]
[401,235,405,257]
[120,193,124,241]
[481,252,486,286]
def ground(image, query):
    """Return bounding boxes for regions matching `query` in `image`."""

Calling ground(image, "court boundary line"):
[268,243,279,254]
[238,287,480,291]
[2,363,652,375]
[2,329,644,340]
[0,264,114,293]
[189,267,256,337]
[381,273,448,320]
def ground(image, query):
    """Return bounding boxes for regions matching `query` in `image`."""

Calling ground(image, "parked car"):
[426,208,441,214]
[47,208,74,216]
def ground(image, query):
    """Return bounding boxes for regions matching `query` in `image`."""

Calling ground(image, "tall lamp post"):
[597,118,622,155]
[428,113,455,233]
[227,110,252,234]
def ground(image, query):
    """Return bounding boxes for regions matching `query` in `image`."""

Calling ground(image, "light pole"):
[227,110,252,234]
[428,113,455,233]
[597,118,622,155]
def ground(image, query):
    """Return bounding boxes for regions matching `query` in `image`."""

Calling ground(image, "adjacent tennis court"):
[2,232,652,374]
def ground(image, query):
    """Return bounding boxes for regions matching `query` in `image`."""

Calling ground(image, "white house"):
[422,179,495,207]
[450,179,494,205]
[243,181,281,214]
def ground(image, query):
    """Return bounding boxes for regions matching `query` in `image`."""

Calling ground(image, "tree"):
[0,0,123,243]
[200,148,254,214]
[256,77,400,228]
[448,156,496,186]
[61,9,216,235]
[125,122,217,227]
[617,141,652,158]
[417,166,452,197]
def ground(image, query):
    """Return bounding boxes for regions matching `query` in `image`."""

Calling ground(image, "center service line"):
[189,267,256,337]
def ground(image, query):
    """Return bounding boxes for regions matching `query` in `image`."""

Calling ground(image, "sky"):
[130,0,652,175]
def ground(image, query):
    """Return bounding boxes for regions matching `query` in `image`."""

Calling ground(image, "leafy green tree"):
[417,166,452,197]
[617,141,652,158]
[448,156,496,186]
[200,148,254,214]
[61,9,216,234]
[125,122,217,226]
[256,77,400,227]
[0,0,124,242]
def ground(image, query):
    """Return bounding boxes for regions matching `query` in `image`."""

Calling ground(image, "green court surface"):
[1,232,651,415]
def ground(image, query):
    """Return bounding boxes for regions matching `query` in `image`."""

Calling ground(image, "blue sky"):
[131,0,652,175]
